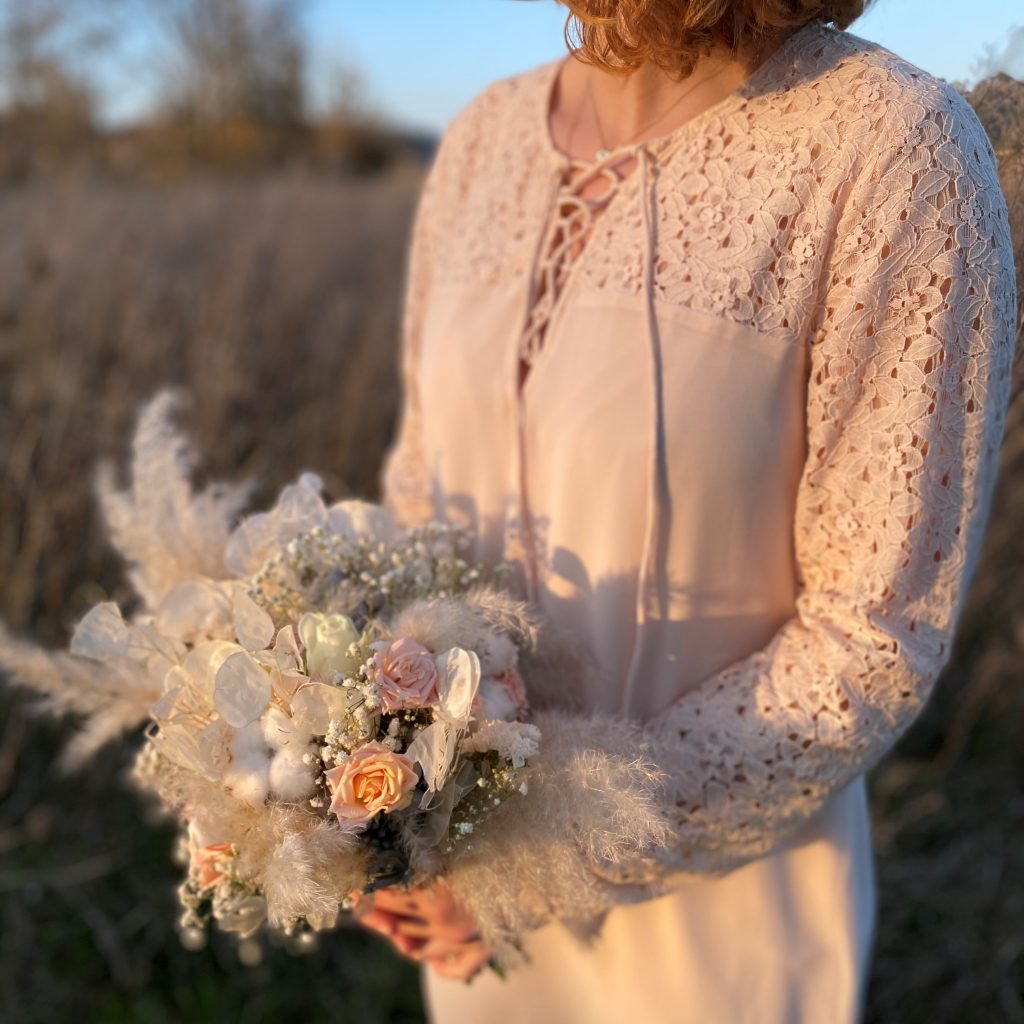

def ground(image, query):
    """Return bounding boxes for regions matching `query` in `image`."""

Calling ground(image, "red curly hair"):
[558,0,869,78]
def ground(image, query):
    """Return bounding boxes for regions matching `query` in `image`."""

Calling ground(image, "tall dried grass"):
[0,141,1021,1021]
[0,167,425,1023]
[0,168,421,641]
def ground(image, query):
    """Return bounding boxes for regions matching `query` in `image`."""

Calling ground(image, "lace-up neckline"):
[515,18,823,395]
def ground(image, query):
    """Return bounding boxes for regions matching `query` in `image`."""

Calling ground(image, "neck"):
[588,48,748,141]
[550,36,785,160]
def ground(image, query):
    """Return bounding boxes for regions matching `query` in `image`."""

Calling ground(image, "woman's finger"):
[392,915,480,943]
[355,907,431,957]
[388,930,430,958]
[427,941,493,982]
[354,907,402,938]
[353,881,486,968]
[371,887,426,914]
[406,934,483,963]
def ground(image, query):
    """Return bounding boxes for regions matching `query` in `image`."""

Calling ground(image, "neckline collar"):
[537,20,828,168]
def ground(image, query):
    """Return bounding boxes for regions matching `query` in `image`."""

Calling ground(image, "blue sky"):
[298,0,1024,132]
[103,1,1023,131]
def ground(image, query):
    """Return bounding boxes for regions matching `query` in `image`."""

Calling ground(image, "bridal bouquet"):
[0,390,545,947]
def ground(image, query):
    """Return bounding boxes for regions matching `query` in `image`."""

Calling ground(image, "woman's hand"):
[351,878,493,982]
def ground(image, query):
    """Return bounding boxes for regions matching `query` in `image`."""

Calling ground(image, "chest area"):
[433,126,848,345]
[414,136,820,502]
[416,275,808,518]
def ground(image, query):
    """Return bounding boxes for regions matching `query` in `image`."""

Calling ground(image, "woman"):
[355,1,1018,1021]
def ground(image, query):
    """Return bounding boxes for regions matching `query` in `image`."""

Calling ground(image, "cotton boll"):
[224,761,271,807]
[479,633,517,676]
[232,720,269,758]
[476,678,519,722]
[261,706,310,752]
[225,722,272,807]
[261,707,288,750]
[268,745,317,801]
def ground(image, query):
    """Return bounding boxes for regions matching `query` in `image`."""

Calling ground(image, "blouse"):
[378,16,1018,980]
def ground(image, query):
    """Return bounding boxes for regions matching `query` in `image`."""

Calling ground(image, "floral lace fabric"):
[381,21,1019,881]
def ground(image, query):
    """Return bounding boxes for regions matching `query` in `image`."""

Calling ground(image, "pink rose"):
[325,741,418,823]
[369,636,440,713]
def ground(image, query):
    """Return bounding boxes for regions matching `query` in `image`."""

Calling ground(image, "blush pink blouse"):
[380,20,1018,1024]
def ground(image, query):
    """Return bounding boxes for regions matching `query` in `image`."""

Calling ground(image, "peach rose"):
[369,636,440,713]
[190,842,236,889]
[325,741,418,823]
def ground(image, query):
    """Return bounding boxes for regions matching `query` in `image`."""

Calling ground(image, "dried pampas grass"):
[409,708,684,968]
[95,388,253,612]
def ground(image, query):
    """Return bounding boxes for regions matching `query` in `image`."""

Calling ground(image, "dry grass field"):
[0,142,1022,1021]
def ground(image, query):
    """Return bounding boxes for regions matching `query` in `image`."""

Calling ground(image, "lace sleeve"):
[638,88,1018,876]
[440,88,1019,961]
[378,140,446,530]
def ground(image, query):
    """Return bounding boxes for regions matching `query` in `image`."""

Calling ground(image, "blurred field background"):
[0,3,1022,1022]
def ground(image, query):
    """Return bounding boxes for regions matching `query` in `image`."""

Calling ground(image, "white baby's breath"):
[463,720,541,769]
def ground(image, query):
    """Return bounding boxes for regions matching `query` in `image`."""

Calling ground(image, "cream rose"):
[325,741,418,823]
[297,612,361,681]
[369,636,440,713]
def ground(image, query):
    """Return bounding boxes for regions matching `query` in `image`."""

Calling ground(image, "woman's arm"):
[438,84,1020,964]
[635,88,1020,876]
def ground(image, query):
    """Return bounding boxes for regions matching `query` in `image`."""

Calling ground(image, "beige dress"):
[379,20,1018,1024]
